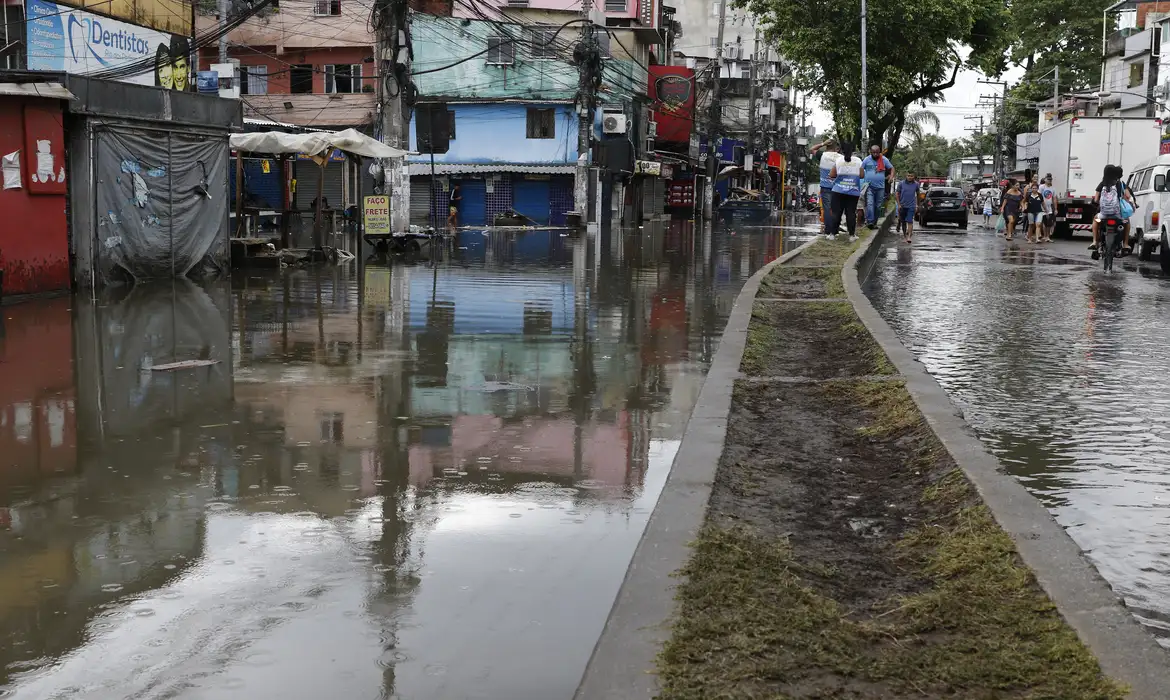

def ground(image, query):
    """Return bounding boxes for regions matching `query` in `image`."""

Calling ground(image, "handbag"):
[995,214,1005,233]
[1120,198,1135,219]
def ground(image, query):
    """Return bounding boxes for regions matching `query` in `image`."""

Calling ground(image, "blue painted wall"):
[409,103,579,165]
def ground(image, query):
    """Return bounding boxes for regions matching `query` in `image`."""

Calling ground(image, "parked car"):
[919,187,968,229]
[1126,154,1170,261]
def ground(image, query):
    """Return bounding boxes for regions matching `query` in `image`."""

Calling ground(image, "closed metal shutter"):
[294,159,344,211]
[641,176,665,218]
[230,158,283,210]
[410,176,432,226]
[513,179,551,224]
[459,179,488,226]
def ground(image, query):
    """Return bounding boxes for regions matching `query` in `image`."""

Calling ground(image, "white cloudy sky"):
[807,59,1028,143]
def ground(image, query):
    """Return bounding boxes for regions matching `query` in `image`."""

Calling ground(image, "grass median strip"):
[656,243,1125,699]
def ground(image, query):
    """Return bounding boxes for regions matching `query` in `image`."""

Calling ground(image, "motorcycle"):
[804,194,820,212]
[1101,217,1126,272]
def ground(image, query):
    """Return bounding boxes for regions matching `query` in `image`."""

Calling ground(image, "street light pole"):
[860,0,868,141]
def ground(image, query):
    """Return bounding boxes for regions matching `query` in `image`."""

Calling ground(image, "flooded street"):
[0,219,812,699]
[865,227,1170,647]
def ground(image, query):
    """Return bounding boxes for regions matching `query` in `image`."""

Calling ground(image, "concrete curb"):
[573,237,819,700]
[845,219,1170,698]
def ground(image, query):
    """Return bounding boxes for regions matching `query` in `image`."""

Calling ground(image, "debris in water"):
[149,360,219,371]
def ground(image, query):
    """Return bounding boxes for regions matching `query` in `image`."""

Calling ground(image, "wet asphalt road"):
[867,220,1170,646]
[0,217,816,699]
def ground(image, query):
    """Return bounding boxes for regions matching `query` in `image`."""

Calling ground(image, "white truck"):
[1037,116,1162,237]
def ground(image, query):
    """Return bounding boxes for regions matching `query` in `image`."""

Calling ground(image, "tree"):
[1002,0,1114,140]
[892,112,959,177]
[736,0,1012,153]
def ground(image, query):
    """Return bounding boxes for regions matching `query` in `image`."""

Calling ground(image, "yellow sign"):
[363,195,391,235]
[261,160,271,174]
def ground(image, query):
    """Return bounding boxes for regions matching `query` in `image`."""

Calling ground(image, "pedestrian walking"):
[1025,176,1045,243]
[817,140,841,234]
[1001,180,1023,241]
[897,172,921,244]
[981,195,994,226]
[827,141,864,239]
[447,182,462,227]
[1039,174,1057,242]
[861,143,895,227]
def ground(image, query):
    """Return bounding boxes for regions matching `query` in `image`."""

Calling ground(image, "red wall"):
[0,98,70,296]
[198,46,374,94]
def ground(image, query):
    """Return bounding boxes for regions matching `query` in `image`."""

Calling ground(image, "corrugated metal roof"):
[0,82,74,100]
[407,163,576,176]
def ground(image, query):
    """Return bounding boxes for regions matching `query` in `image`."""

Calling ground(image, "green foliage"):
[735,0,1012,151]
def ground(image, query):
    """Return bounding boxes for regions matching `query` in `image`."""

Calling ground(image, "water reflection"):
[0,218,813,698]
[865,232,1170,647]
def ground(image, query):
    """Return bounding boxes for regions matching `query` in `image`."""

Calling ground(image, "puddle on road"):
[0,218,816,698]
[866,229,1170,647]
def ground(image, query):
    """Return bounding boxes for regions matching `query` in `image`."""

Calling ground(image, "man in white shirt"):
[817,140,842,234]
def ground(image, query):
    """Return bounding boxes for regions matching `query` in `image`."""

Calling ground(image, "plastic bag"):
[994,214,1005,233]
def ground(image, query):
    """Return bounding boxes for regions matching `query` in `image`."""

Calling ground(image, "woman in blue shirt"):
[827,141,864,238]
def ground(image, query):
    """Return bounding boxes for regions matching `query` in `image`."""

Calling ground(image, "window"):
[526,108,555,139]
[710,36,719,47]
[739,65,750,79]
[487,35,515,65]
[325,64,363,93]
[605,0,626,10]
[710,2,720,16]
[1139,168,1153,191]
[529,26,557,59]
[290,64,313,94]
[1129,62,1145,88]
[313,0,341,15]
[238,65,268,95]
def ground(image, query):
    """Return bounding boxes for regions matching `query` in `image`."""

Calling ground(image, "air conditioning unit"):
[724,44,740,60]
[603,113,628,134]
[770,86,784,100]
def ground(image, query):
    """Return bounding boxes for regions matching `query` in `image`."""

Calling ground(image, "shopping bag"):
[995,214,1005,233]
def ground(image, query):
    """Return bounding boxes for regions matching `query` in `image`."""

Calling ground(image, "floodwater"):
[0,217,814,699]
[865,228,1170,647]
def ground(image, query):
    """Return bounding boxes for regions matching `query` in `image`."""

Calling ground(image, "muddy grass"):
[758,266,843,299]
[656,244,1125,699]
[741,301,893,379]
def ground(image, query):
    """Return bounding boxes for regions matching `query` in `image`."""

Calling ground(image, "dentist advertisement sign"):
[25,0,192,90]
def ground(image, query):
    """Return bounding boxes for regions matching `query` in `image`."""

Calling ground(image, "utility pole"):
[703,0,729,220]
[860,0,868,140]
[963,114,987,180]
[217,0,228,64]
[573,8,596,218]
[1053,65,1060,121]
[746,28,760,190]
[979,79,1008,180]
[378,0,411,233]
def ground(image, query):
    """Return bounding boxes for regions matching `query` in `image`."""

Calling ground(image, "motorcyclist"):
[1091,164,1135,259]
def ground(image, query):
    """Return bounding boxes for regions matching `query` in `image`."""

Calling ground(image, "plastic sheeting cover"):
[230,129,410,159]
[95,128,229,284]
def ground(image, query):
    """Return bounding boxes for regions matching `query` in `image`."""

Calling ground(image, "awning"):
[0,82,75,100]
[230,128,410,159]
[406,163,576,176]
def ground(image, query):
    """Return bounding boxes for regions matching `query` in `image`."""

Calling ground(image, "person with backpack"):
[1090,165,1136,259]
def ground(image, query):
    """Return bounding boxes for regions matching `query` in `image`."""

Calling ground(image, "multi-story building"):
[407,0,669,226]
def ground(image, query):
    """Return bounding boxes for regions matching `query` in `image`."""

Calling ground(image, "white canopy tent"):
[229,128,411,159]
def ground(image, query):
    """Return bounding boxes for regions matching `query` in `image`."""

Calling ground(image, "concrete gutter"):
[573,237,818,700]
[845,217,1170,698]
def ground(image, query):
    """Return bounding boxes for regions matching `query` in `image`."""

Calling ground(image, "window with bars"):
[528,26,558,59]
[526,108,555,139]
[487,35,515,64]
[325,64,363,93]
[604,0,626,11]
[313,0,341,15]
[238,65,269,95]
[596,30,611,59]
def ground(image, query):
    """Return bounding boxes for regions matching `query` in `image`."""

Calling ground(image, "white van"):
[1125,154,1170,261]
